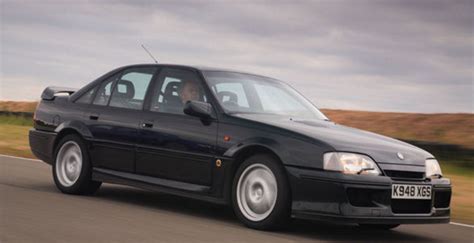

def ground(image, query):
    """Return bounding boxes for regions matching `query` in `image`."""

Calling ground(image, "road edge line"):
[450,222,474,228]
[0,154,41,162]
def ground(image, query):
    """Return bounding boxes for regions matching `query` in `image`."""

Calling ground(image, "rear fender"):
[54,120,93,140]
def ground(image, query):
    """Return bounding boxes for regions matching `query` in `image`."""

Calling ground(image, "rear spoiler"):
[41,86,78,100]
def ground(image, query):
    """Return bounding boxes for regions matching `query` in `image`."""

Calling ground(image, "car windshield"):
[203,71,328,120]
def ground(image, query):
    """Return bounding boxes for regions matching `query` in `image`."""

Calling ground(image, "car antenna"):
[141,44,158,64]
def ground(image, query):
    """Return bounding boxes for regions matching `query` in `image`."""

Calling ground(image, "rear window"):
[93,73,119,106]
[108,67,157,110]
[75,88,96,104]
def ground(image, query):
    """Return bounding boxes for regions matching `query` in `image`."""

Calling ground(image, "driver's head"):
[179,80,200,104]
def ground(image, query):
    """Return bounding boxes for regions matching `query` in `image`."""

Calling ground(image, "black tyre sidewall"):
[53,134,100,195]
[232,154,291,230]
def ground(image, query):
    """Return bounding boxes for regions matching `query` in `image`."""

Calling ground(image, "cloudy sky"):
[1,0,472,113]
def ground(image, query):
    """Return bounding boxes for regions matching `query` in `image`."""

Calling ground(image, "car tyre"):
[53,134,101,195]
[232,154,291,230]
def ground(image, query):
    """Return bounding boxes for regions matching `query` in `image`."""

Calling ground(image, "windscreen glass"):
[203,71,327,120]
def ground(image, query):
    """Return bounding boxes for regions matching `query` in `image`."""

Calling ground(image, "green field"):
[0,111,472,224]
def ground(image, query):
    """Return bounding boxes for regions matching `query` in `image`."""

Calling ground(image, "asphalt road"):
[1,155,473,243]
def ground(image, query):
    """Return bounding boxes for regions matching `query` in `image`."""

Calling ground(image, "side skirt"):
[92,167,227,205]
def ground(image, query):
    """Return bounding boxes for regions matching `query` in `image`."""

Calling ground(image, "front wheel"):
[53,134,101,195]
[232,154,291,230]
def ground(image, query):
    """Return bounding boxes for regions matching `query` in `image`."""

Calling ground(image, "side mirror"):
[183,100,213,120]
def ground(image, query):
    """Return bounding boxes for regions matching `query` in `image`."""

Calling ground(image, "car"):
[29,64,451,230]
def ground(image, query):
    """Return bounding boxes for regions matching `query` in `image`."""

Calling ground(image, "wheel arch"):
[53,120,92,156]
[223,138,292,203]
[223,137,291,164]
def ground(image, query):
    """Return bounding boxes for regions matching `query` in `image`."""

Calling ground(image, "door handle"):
[89,114,99,120]
[141,122,153,128]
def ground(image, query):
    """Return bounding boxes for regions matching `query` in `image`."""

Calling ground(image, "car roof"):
[120,63,273,79]
[71,63,282,102]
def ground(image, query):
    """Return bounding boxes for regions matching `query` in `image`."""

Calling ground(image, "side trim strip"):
[93,167,210,192]
[92,167,227,205]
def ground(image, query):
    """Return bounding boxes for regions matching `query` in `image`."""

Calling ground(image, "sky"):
[1,0,472,113]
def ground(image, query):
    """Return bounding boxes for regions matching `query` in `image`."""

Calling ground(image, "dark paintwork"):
[29,63,451,224]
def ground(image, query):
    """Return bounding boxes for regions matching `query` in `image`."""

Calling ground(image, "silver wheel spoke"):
[55,141,82,187]
[237,163,277,222]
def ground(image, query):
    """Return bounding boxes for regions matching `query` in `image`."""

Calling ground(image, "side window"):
[109,67,157,110]
[93,73,119,106]
[215,82,249,108]
[150,68,207,114]
[76,88,96,104]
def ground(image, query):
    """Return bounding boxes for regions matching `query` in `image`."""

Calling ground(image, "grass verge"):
[0,124,34,158]
[0,114,33,126]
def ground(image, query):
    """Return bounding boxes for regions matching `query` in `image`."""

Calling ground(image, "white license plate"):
[391,184,432,199]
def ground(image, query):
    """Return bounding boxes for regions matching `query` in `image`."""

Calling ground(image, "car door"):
[136,67,217,186]
[86,66,158,172]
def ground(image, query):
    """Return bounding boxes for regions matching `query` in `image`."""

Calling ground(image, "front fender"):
[223,135,334,169]
[223,137,292,166]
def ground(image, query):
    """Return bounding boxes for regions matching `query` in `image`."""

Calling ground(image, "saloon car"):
[29,64,451,230]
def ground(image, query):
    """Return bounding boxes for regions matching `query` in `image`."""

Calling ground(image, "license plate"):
[392,184,432,199]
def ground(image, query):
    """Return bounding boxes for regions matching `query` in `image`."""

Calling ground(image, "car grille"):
[434,190,451,208]
[347,188,390,207]
[391,199,432,214]
[384,170,425,180]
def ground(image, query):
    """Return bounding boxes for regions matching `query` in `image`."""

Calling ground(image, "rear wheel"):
[232,154,290,230]
[53,134,101,195]
[359,224,400,230]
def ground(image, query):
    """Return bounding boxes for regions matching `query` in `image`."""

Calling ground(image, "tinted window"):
[215,82,249,108]
[76,88,96,104]
[203,71,328,120]
[109,67,157,110]
[93,73,119,106]
[255,84,302,112]
[150,68,207,114]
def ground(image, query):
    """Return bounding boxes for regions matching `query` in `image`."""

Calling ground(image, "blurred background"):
[1,0,472,224]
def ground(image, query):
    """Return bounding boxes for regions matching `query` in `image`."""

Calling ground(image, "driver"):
[179,79,200,104]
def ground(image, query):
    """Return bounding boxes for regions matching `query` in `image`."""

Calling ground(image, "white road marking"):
[449,222,474,228]
[0,154,41,162]
[2,153,474,228]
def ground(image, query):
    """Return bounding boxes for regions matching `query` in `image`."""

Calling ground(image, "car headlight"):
[323,152,381,175]
[426,159,442,178]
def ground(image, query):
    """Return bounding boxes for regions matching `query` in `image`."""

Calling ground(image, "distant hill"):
[1,101,473,149]
[0,101,37,113]
[321,109,473,150]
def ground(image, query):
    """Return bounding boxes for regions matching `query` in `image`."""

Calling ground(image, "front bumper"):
[286,166,451,224]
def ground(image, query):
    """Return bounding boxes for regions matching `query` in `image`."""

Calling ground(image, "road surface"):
[1,155,473,242]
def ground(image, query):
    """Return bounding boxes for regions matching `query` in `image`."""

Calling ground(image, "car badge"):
[215,159,222,167]
[397,152,404,160]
